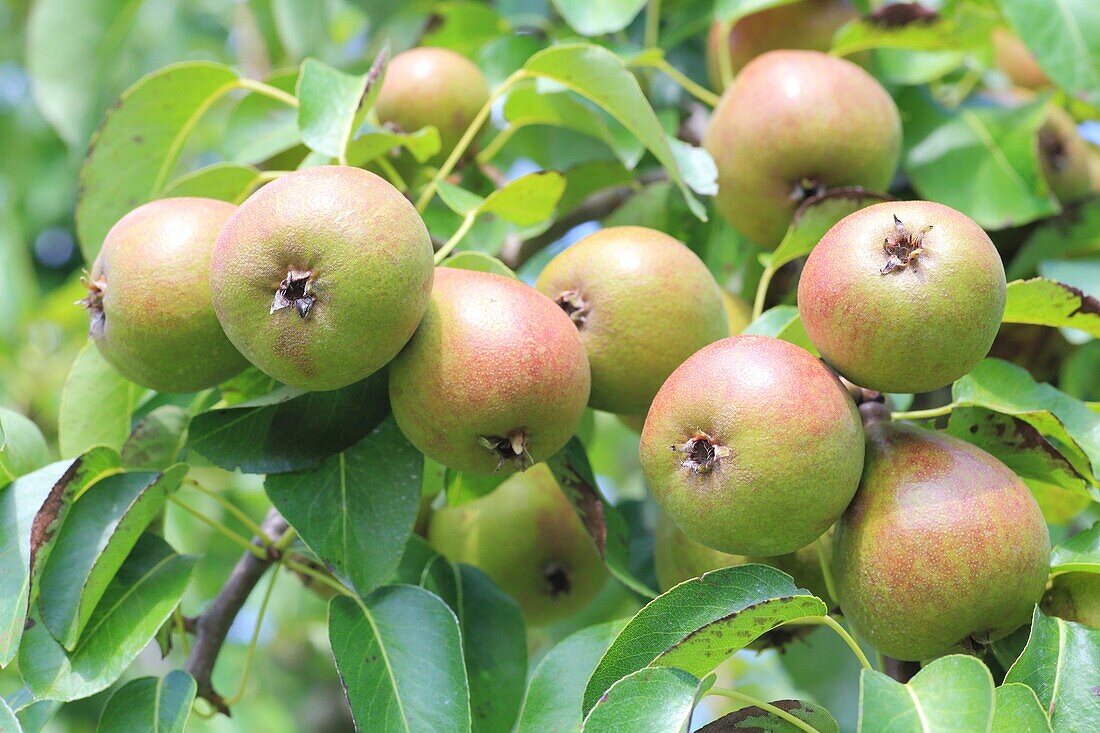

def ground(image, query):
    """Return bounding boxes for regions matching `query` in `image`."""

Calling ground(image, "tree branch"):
[184,508,288,716]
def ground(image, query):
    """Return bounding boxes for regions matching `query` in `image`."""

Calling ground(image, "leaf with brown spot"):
[697,698,840,732]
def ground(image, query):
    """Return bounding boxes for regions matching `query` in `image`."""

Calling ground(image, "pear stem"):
[644,0,661,50]
[237,77,299,108]
[639,57,721,108]
[752,263,776,320]
[815,535,839,607]
[434,211,477,264]
[705,688,822,733]
[788,615,873,671]
[891,404,954,422]
[715,18,736,92]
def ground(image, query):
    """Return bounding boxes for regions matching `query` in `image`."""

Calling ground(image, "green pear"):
[83,197,248,392]
[703,50,901,249]
[427,463,608,625]
[640,335,864,557]
[705,0,857,90]
[799,200,1005,394]
[834,422,1050,661]
[1039,105,1092,205]
[210,166,434,391]
[374,47,490,158]
[535,226,727,415]
[1041,573,1100,628]
[389,268,590,475]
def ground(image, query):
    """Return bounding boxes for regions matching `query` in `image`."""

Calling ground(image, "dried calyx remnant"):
[542,562,572,597]
[671,431,732,474]
[881,215,932,275]
[479,430,534,471]
[789,177,825,204]
[79,275,107,336]
[555,289,590,328]
[271,269,317,318]
[1039,126,1068,172]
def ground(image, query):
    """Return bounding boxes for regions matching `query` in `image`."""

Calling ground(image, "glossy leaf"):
[1007,202,1100,280]
[440,252,517,279]
[272,0,328,60]
[900,89,1055,230]
[188,373,389,474]
[423,561,527,733]
[223,69,301,164]
[714,0,798,24]
[993,683,1052,733]
[1003,278,1100,338]
[265,417,421,597]
[329,587,471,733]
[119,405,189,470]
[581,667,702,733]
[75,61,240,261]
[95,671,196,733]
[1006,608,1100,731]
[859,655,995,732]
[38,465,185,649]
[0,409,50,487]
[159,162,262,204]
[831,8,991,57]
[437,171,567,228]
[522,44,706,219]
[1001,0,1100,107]
[697,699,840,732]
[516,620,626,733]
[58,344,143,460]
[419,1,506,55]
[762,188,892,273]
[583,564,827,714]
[1050,521,1100,575]
[743,307,817,355]
[0,697,19,733]
[20,533,197,701]
[347,124,441,166]
[545,438,655,599]
[297,54,383,159]
[550,0,647,36]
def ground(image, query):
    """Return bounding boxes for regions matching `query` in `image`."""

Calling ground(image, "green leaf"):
[762,188,892,273]
[549,0,646,36]
[742,307,817,355]
[440,252,518,279]
[223,69,301,164]
[1003,277,1100,338]
[272,0,328,60]
[20,533,197,702]
[297,54,383,159]
[14,700,59,733]
[946,406,1096,523]
[422,562,527,733]
[265,417,421,597]
[1005,608,1100,731]
[187,372,389,474]
[95,671,196,733]
[76,61,241,262]
[858,655,995,731]
[0,409,50,487]
[1007,201,1100,280]
[900,89,1056,230]
[38,465,185,650]
[993,683,1052,733]
[347,124,441,166]
[831,7,992,57]
[522,44,706,220]
[390,535,441,585]
[545,438,655,599]
[159,162,262,204]
[1001,0,1100,107]
[581,667,703,733]
[516,619,625,733]
[0,697,19,733]
[59,344,144,460]
[437,171,567,228]
[328,587,472,733]
[697,699,841,732]
[25,0,143,147]
[952,359,1100,482]
[1050,521,1100,575]
[582,564,828,714]
[714,0,798,24]
[120,406,189,471]
[419,1,507,55]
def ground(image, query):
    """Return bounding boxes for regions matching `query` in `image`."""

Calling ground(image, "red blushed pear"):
[705,0,858,90]
[833,421,1050,661]
[640,335,864,557]
[374,47,490,159]
[703,50,901,249]
[535,226,728,416]
[82,198,248,392]
[210,166,434,392]
[993,28,1050,91]
[798,200,1006,394]
[388,268,591,476]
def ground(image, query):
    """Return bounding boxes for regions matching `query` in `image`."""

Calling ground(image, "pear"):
[1041,573,1100,628]
[834,422,1050,661]
[427,463,607,625]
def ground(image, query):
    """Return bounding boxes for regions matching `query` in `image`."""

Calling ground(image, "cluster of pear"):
[80,15,1065,645]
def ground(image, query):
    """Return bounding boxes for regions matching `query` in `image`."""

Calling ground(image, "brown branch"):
[500,168,669,269]
[184,508,288,716]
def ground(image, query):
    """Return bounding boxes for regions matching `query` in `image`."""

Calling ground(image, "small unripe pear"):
[210,166,434,392]
[1039,105,1092,205]
[993,28,1049,90]
[703,50,901,248]
[428,463,607,625]
[834,422,1050,661]
[536,226,727,415]
[389,268,590,475]
[640,335,864,557]
[705,0,857,90]
[374,47,490,158]
[83,198,248,392]
[799,200,1006,394]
